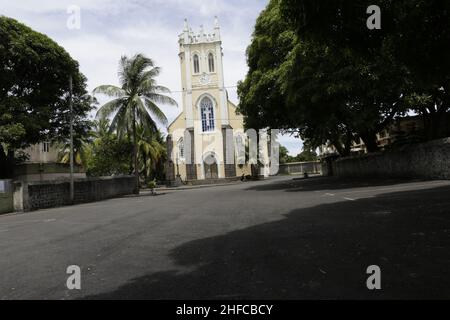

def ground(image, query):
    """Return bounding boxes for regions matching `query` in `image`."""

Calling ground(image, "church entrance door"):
[204,154,218,180]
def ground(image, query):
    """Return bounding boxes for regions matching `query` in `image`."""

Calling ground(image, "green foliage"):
[239,0,450,157]
[85,120,133,177]
[279,145,290,164]
[0,16,92,177]
[84,118,168,183]
[0,114,26,146]
[147,179,157,190]
[137,125,167,183]
[94,54,176,187]
[296,148,318,162]
[237,0,297,131]
[279,144,318,163]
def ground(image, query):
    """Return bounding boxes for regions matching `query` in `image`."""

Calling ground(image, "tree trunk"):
[143,153,148,185]
[132,107,139,194]
[332,141,345,157]
[360,132,379,153]
[0,146,15,179]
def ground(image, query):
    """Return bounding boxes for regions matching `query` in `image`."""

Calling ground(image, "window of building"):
[42,142,50,153]
[208,53,215,73]
[200,97,215,132]
[193,54,200,74]
[178,138,184,159]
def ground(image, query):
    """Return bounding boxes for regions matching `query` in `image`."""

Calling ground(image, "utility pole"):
[69,76,74,204]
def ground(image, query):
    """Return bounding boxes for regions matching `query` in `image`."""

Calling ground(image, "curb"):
[153,181,244,192]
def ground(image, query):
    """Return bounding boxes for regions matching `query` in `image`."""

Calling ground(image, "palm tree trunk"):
[143,153,148,185]
[132,106,140,194]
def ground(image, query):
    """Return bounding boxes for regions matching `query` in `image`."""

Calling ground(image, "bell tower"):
[178,17,229,130]
[177,17,232,180]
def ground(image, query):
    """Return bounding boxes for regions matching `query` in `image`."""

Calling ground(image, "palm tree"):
[93,54,177,193]
[58,139,90,168]
[136,125,166,184]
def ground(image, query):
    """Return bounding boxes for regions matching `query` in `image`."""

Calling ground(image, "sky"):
[0,0,303,155]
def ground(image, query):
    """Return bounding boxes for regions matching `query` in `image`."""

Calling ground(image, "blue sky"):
[0,0,303,155]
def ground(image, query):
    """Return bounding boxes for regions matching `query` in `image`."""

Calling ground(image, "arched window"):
[193,54,200,74]
[200,97,215,132]
[208,53,215,73]
[178,138,184,159]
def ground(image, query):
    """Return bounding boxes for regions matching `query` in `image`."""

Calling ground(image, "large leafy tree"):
[0,16,92,178]
[237,0,297,131]
[93,54,177,192]
[280,0,450,141]
[239,0,449,156]
[280,35,409,152]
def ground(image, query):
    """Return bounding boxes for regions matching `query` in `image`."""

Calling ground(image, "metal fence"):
[278,161,322,175]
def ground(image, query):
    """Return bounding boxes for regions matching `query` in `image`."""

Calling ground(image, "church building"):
[166,18,269,183]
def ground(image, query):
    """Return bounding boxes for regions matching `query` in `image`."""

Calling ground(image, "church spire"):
[214,16,220,29]
[214,16,220,40]
[179,18,221,44]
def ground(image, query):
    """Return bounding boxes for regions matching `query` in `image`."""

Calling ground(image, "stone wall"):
[14,176,136,212]
[278,161,322,175]
[332,138,450,179]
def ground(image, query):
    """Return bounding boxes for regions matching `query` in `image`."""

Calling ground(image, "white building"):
[167,18,270,182]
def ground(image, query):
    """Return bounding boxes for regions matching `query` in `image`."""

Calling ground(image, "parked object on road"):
[148,180,157,195]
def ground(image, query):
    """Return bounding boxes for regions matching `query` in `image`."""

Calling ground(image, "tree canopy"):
[94,53,177,190]
[238,0,450,156]
[0,16,92,177]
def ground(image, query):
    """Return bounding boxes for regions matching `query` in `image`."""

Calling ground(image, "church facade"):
[167,18,268,183]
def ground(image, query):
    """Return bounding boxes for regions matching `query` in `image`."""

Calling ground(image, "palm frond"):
[144,98,169,126]
[141,67,161,81]
[110,105,131,139]
[96,98,127,120]
[145,93,178,107]
[93,85,126,98]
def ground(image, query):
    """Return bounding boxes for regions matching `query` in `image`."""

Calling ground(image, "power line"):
[168,85,238,94]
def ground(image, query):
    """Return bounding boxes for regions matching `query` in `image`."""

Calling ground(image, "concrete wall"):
[332,138,450,179]
[14,163,86,182]
[22,142,59,163]
[278,162,322,175]
[0,180,13,214]
[13,176,136,212]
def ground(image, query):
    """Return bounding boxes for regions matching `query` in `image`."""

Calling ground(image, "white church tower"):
[167,18,264,184]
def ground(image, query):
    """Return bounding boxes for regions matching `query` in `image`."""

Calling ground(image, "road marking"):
[340,181,450,195]
[344,197,356,201]
[370,211,391,216]
[44,219,57,222]
[325,193,335,197]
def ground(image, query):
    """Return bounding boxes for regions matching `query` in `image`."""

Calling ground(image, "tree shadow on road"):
[83,184,450,300]
[245,176,434,193]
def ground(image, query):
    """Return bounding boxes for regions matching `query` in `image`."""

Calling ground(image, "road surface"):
[1,176,450,299]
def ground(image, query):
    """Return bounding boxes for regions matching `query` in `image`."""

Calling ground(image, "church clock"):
[199,72,210,85]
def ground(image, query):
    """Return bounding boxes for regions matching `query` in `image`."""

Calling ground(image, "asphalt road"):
[1,175,450,300]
